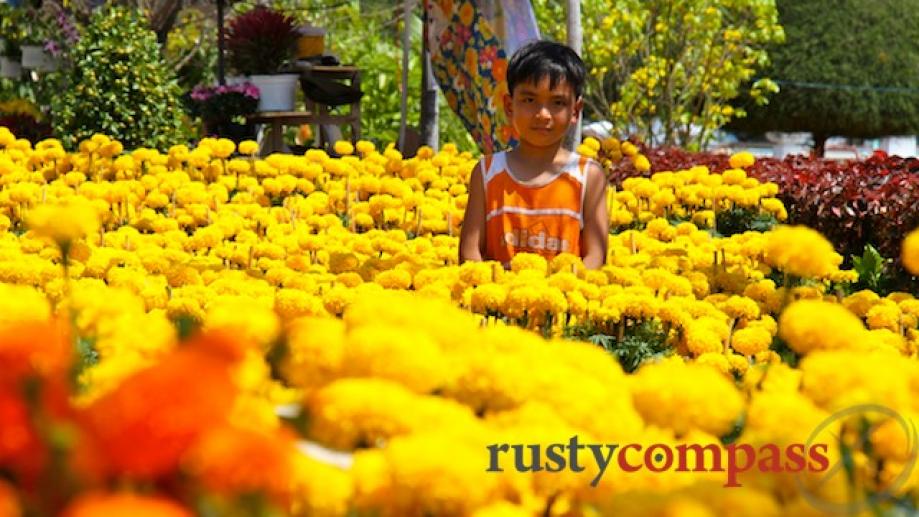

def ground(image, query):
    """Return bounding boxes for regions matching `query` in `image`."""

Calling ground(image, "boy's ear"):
[571,96,584,124]
[503,93,513,118]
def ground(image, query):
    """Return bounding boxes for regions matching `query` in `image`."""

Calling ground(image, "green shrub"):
[51,5,187,150]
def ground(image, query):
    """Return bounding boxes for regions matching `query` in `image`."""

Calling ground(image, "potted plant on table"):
[0,4,23,79]
[19,10,58,72]
[189,81,260,142]
[225,5,299,112]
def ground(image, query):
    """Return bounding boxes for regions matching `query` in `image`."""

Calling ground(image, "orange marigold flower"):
[79,332,243,479]
[0,391,46,488]
[184,425,297,503]
[0,320,71,387]
[61,492,192,517]
[0,480,19,517]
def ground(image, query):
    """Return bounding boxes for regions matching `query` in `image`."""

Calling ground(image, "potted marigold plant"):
[225,6,299,112]
[189,81,260,142]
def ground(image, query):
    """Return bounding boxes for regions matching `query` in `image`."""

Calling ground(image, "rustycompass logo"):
[795,404,919,515]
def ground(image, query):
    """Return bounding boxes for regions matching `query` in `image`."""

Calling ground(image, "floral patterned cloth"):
[425,0,540,154]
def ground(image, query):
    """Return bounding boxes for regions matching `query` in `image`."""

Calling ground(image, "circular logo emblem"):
[795,404,918,515]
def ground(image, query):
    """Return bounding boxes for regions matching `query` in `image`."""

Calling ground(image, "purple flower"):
[190,85,214,102]
[44,40,62,57]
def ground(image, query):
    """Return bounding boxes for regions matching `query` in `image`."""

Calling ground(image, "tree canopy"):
[731,0,919,155]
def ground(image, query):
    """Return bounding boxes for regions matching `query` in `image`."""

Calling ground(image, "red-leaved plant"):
[226,6,298,76]
[638,146,919,290]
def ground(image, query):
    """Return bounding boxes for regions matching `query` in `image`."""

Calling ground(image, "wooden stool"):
[245,111,316,156]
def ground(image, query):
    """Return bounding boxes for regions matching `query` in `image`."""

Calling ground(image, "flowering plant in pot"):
[16,6,75,72]
[0,4,23,78]
[226,6,299,112]
[189,81,260,141]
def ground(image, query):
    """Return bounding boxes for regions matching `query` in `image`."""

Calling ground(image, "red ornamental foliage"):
[641,146,919,272]
[225,6,298,76]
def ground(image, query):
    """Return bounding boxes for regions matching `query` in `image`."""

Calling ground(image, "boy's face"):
[504,76,582,148]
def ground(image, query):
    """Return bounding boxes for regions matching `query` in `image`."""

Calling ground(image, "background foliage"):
[51,5,189,150]
[730,0,919,156]
[532,0,784,150]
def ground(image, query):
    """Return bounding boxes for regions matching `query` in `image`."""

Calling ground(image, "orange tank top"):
[482,151,591,266]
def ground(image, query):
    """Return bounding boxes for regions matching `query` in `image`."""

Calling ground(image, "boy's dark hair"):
[506,40,586,99]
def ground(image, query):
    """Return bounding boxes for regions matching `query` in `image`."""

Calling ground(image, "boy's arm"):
[581,163,610,269]
[459,162,486,263]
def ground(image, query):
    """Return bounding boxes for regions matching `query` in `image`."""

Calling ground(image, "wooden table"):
[245,111,317,155]
[298,64,362,148]
[246,64,361,156]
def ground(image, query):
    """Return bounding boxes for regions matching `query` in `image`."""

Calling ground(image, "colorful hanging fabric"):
[425,0,540,154]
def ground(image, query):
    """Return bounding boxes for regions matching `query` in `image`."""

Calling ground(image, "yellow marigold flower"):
[731,326,772,356]
[692,210,715,228]
[621,141,638,157]
[354,140,376,156]
[903,227,919,275]
[576,143,597,158]
[211,138,236,159]
[799,349,912,412]
[722,168,747,185]
[632,154,651,172]
[237,140,259,155]
[0,126,15,146]
[684,317,726,356]
[728,151,755,169]
[843,289,881,318]
[275,289,326,320]
[471,502,532,517]
[374,269,412,290]
[601,136,620,152]
[470,283,508,315]
[361,432,499,515]
[291,454,353,516]
[778,300,867,354]
[204,297,280,350]
[764,225,841,278]
[341,324,453,393]
[719,295,761,321]
[333,140,355,156]
[510,252,548,275]
[870,413,917,462]
[582,136,601,151]
[696,352,732,376]
[631,359,743,436]
[27,199,100,249]
[458,261,493,286]
[866,302,901,332]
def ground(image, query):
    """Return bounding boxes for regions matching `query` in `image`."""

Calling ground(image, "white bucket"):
[0,56,21,79]
[20,45,45,69]
[250,73,300,112]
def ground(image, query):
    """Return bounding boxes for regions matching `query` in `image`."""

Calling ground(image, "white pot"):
[20,45,58,71]
[225,75,248,85]
[250,73,300,112]
[0,57,21,79]
[20,45,45,69]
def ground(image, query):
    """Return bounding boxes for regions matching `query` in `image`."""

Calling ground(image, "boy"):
[459,40,609,269]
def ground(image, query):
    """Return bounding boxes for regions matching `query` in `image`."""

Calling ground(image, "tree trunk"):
[564,0,582,149]
[217,0,226,85]
[419,2,439,149]
[813,133,828,158]
[398,0,412,152]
